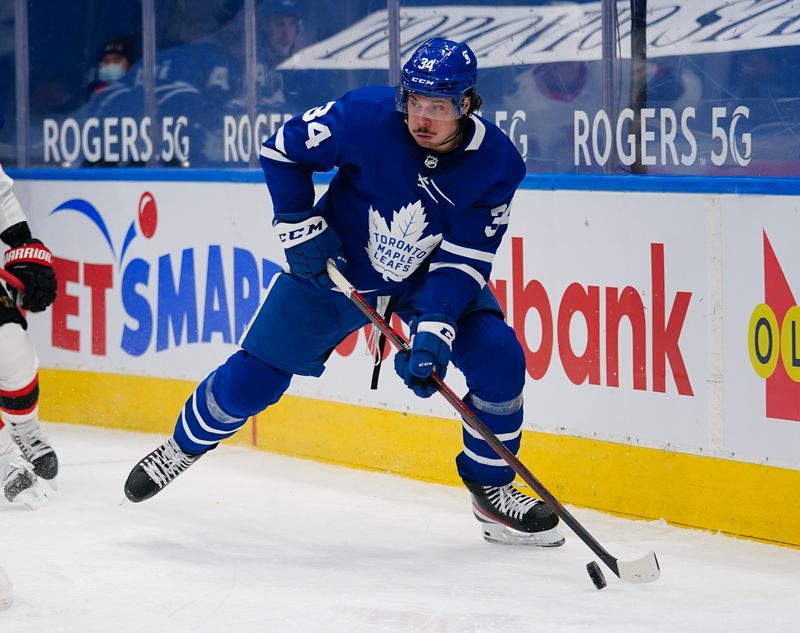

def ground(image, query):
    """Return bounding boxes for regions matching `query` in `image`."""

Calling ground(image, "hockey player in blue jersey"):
[125,38,563,547]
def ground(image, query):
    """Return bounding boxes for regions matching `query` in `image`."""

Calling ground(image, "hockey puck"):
[586,561,607,590]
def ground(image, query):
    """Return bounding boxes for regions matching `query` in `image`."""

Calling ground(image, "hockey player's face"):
[406,94,463,152]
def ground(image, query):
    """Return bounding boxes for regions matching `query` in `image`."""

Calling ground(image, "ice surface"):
[1,423,797,632]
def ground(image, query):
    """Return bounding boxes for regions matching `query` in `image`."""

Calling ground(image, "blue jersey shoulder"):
[468,113,526,190]
[260,82,526,301]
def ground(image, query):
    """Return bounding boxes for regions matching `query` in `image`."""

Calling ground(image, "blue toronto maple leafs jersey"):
[259,85,525,320]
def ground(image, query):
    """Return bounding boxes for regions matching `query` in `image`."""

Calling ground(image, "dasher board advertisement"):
[725,196,800,470]
[11,178,722,463]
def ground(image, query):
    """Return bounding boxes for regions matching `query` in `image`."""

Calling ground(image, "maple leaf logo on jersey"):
[366,200,442,282]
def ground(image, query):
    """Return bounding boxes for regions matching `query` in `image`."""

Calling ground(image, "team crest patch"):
[366,200,442,282]
[424,155,438,168]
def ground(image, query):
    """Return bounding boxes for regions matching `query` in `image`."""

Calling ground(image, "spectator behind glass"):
[78,1,309,166]
[86,36,135,99]
[261,0,301,66]
[78,6,242,166]
[255,0,305,108]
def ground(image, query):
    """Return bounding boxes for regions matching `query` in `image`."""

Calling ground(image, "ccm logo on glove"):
[4,245,53,266]
[274,215,346,290]
[275,216,328,248]
[415,320,456,343]
[394,314,457,398]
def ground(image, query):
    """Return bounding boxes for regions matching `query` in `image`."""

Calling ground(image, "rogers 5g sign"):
[574,105,752,168]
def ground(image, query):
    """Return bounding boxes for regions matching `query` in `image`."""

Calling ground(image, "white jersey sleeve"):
[0,164,27,236]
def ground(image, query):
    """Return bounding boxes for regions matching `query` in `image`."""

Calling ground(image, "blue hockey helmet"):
[397,38,478,120]
[264,0,300,18]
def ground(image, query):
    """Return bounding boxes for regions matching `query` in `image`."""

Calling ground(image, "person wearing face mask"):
[88,36,134,98]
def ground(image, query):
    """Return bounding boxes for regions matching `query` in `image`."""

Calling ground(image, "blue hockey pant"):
[173,272,526,486]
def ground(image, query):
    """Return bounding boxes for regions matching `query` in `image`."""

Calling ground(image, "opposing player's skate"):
[0,440,46,509]
[465,480,564,546]
[0,565,12,611]
[124,437,202,502]
[8,417,58,480]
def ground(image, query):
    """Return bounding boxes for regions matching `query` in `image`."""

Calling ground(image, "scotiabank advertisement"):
[11,177,800,470]
[489,189,707,454]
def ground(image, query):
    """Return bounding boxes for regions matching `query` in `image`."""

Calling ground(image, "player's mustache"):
[412,127,432,134]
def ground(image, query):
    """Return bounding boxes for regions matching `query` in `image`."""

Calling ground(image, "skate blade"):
[40,477,58,493]
[0,568,12,611]
[11,484,48,510]
[0,588,12,612]
[479,522,565,547]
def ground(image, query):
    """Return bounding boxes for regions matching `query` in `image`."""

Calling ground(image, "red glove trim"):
[4,244,53,267]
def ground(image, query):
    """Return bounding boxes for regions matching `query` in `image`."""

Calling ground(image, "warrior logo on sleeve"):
[366,200,442,282]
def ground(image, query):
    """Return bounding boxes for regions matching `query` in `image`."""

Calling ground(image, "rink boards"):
[10,170,800,547]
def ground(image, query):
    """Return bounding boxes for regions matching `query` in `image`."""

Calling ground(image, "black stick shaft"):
[327,263,624,577]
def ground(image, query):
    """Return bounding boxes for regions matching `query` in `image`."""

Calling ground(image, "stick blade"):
[616,551,660,583]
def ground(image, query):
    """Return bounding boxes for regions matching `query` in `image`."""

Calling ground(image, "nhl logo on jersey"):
[424,155,438,169]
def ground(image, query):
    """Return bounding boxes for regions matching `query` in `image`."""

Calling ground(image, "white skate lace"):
[367,296,390,365]
[485,485,540,521]
[141,438,197,488]
[9,418,52,463]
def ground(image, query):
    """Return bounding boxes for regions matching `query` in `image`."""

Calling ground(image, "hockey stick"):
[327,260,660,584]
[0,268,26,317]
[0,268,25,293]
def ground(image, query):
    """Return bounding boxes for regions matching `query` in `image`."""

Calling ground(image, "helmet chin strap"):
[436,103,470,152]
[436,123,464,153]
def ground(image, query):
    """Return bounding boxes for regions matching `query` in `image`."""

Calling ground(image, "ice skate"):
[0,440,46,509]
[124,437,203,502]
[8,417,58,480]
[464,480,564,547]
[0,565,12,611]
